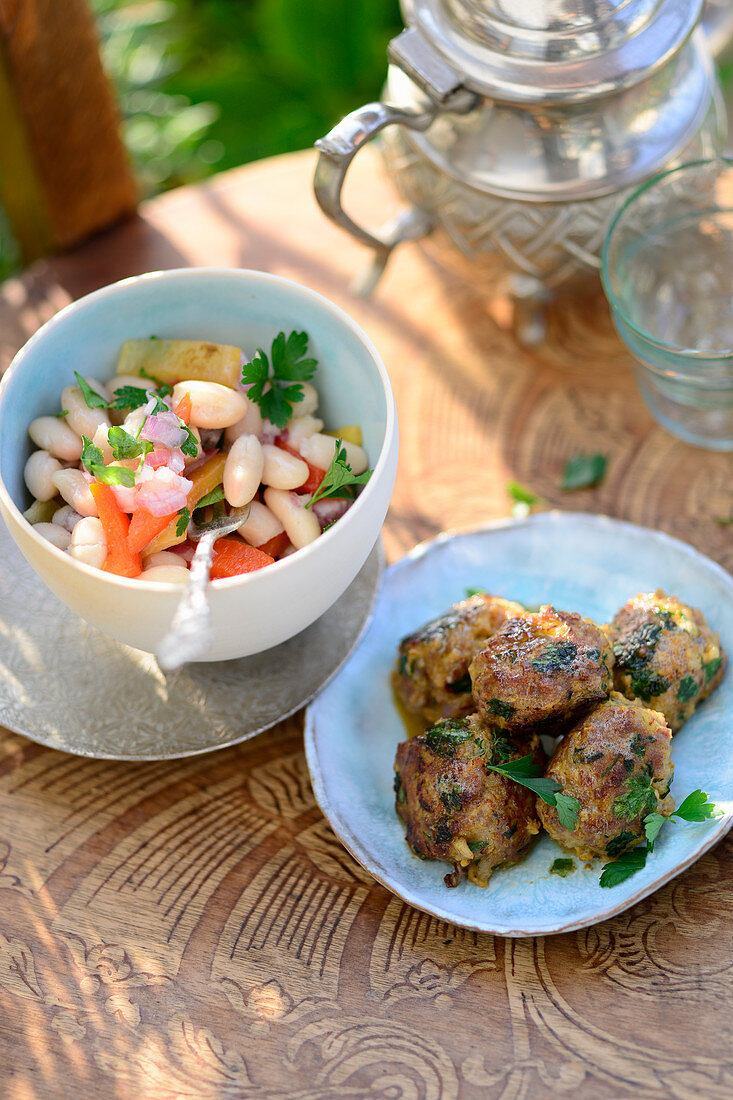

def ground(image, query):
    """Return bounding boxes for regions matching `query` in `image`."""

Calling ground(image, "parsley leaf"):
[561,453,607,491]
[241,331,318,429]
[240,349,269,404]
[74,372,108,409]
[80,435,104,474]
[263,381,305,429]
[90,464,136,487]
[643,812,666,852]
[672,789,721,822]
[196,485,225,509]
[550,858,575,878]
[703,656,722,684]
[677,675,699,703]
[612,771,657,821]
[110,385,152,411]
[108,426,153,461]
[555,792,581,831]
[55,409,69,418]
[507,480,539,506]
[486,754,562,807]
[179,425,199,458]
[465,587,488,598]
[306,440,372,509]
[599,847,647,888]
[175,507,190,537]
[270,330,318,381]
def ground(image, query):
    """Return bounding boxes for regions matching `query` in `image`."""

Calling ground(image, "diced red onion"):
[141,411,188,450]
[312,497,351,529]
[136,465,192,517]
[145,445,186,473]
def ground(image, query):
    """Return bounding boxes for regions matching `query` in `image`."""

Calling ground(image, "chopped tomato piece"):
[174,392,192,422]
[127,507,173,555]
[90,482,142,578]
[257,531,290,559]
[210,538,274,579]
[275,438,326,496]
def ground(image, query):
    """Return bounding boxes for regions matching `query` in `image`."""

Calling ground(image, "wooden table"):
[0,149,731,1099]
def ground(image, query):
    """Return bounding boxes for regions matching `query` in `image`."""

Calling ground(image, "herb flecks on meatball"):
[537,693,674,861]
[469,606,614,733]
[393,594,524,728]
[609,590,726,732]
[394,715,543,887]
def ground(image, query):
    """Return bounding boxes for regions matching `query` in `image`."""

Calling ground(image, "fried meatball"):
[537,693,674,861]
[608,590,726,732]
[393,594,525,727]
[469,605,614,733]
[394,715,543,886]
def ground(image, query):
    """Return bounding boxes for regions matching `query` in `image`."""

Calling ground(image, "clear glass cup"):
[601,157,733,451]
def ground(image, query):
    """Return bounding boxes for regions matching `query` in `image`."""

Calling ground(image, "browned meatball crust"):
[393,594,525,728]
[394,715,543,886]
[537,693,674,861]
[608,590,726,732]
[469,605,614,732]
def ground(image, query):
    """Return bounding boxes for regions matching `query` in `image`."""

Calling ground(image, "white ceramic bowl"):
[0,268,398,660]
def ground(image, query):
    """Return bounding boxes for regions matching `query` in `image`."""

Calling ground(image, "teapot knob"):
[313,29,478,292]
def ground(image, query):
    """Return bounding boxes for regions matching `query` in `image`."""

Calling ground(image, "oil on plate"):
[305,513,732,937]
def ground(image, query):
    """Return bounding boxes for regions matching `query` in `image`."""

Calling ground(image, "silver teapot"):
[314,1,728,341]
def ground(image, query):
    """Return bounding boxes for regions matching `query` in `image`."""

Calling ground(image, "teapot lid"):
[395,0,705,103]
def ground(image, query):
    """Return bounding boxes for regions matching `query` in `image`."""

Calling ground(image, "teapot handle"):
[313,99,438,294]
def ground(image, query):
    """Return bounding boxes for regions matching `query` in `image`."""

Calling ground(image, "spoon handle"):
[156,530,218,671]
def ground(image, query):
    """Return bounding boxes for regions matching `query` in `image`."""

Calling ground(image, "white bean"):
[24,450,63,501]
[62,384,110,440]
[223,434,264,507]
[264,488,320,550]
[69,516,106,569]
[34,522,71,550]
[224,400,263,444]
[261,444,309,491]
[52,504,83,532]
[28,416,83,461]
[299,432,368,474]
[291,381,319,418]
[51,469,98,518]
[142,565,189,584]
[286,414,324,448]
[237,501,284,547]
[144,551,188,569]
[170,381,247,430]
[92,423,114,464]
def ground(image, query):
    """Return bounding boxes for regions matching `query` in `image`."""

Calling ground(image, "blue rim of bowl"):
[304,512,733,938]
[0,267,398,591]
[601,155,733,361]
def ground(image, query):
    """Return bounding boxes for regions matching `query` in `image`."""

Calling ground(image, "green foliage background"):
[94,0,402,195]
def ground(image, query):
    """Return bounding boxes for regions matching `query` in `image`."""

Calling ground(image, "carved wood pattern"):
[0,150,730,1096]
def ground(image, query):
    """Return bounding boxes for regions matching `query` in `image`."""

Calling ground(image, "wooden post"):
[0,0,137,263]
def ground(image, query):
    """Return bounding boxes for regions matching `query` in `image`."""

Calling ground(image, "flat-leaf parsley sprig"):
[306,440,372,510]
[599,789,721,888]
[488,755,581,831]
[241,330,317,429]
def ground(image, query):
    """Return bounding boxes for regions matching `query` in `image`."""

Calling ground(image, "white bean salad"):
[22,333,372,580]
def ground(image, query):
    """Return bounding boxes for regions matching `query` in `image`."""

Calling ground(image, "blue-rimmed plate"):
[304,513,732,937]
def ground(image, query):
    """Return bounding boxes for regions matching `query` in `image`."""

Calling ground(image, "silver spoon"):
[156,504,251,672]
